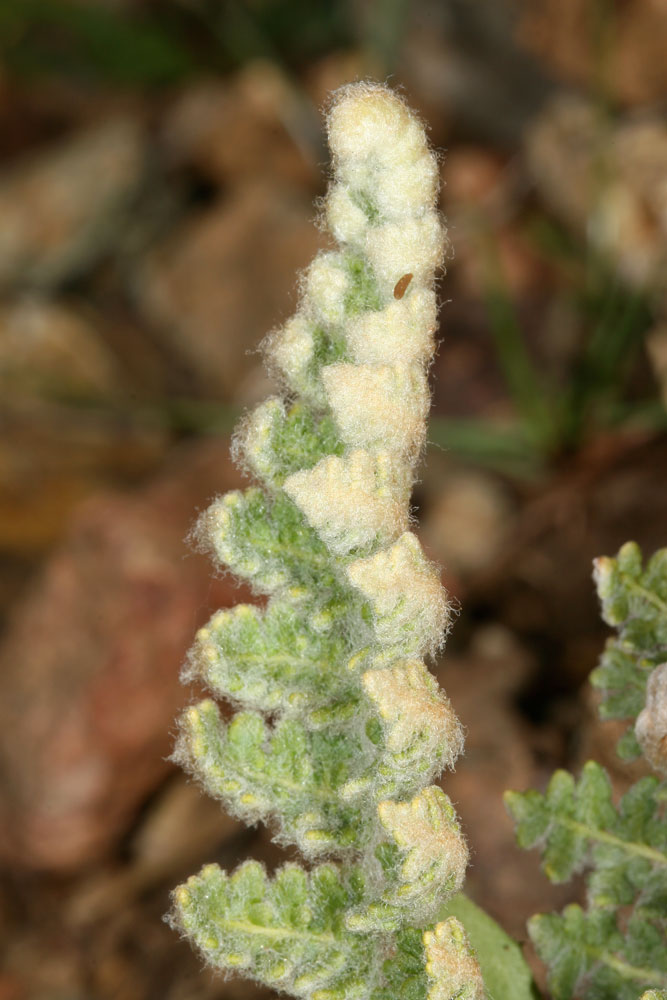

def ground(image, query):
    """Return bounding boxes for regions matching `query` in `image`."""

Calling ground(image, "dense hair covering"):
[171,83,484,1000]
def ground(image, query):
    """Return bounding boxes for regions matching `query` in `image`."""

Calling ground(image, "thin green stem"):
[561,818,667,867]
[227,653,335,669]
[585,945,667,988]
[222,919,335,945]
[229,764,336,803]
[623,577,667,617]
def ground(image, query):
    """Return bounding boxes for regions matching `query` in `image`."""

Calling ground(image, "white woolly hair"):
[173,82,484,1000]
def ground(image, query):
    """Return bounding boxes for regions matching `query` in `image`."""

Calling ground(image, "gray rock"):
[134,182,325,398]
[0,117,146,290]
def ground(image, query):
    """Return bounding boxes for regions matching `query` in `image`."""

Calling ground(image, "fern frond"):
[592,542,667,759]
[507,543,667,1000]
[171,83,485,1000]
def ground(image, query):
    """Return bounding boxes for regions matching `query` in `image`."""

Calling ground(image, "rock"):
[517,0,667,107]
[527,97,667,292]
[135,182,325,397]
[0,117,146,290]
[0,297,121,400]
[0,439,250,871]
[130,774,244,871]
[0,400,167,557]
[66,774,247,927]
[400,7,552,148]
[422,467,515,579]
[162,63,318,190]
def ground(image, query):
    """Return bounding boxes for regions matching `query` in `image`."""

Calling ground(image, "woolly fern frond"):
[170,84,494,1000]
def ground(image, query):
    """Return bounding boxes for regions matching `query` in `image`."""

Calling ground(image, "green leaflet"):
[172,861,371,1000]
[241,399,344,487]
[202,488,339,593]
[175,700,366,854]
[505,762,667,896]
[529,905,667,1000]
[272,319,350,406]
[344,255,383,315]
[309,323,350,375]
[372,926,428,1000]
[188,593,357,713]
[592,543,667,759]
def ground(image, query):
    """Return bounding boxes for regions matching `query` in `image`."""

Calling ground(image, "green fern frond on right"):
[506,542,667,1000]
[592,542,667,760]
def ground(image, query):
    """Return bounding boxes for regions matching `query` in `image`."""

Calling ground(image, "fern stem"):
[222,920,336,944]
[562,818,667,866]
[585,947,667,988]
[241,770,335,800]
[623,576,667,617]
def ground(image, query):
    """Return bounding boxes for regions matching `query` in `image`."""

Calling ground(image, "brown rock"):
[0,439,250,871]
[130,774,244,872]
[135,182,325,397]
[527,97,667,291]
[66,775,247,928]
[0,400,167,557]
[0,117,146,290]
[0,298,121,400]
[422,467,515,580]
[162,64,318,190]
[517,0,667,107]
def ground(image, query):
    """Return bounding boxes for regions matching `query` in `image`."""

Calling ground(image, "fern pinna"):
[169,84,484,1000]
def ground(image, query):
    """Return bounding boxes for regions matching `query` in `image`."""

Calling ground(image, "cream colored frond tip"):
[328,84,428,169]
[367,215,445,290]
[423,918,485,1000]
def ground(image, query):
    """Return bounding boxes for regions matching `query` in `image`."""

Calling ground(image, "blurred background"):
[0,1,666,997]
